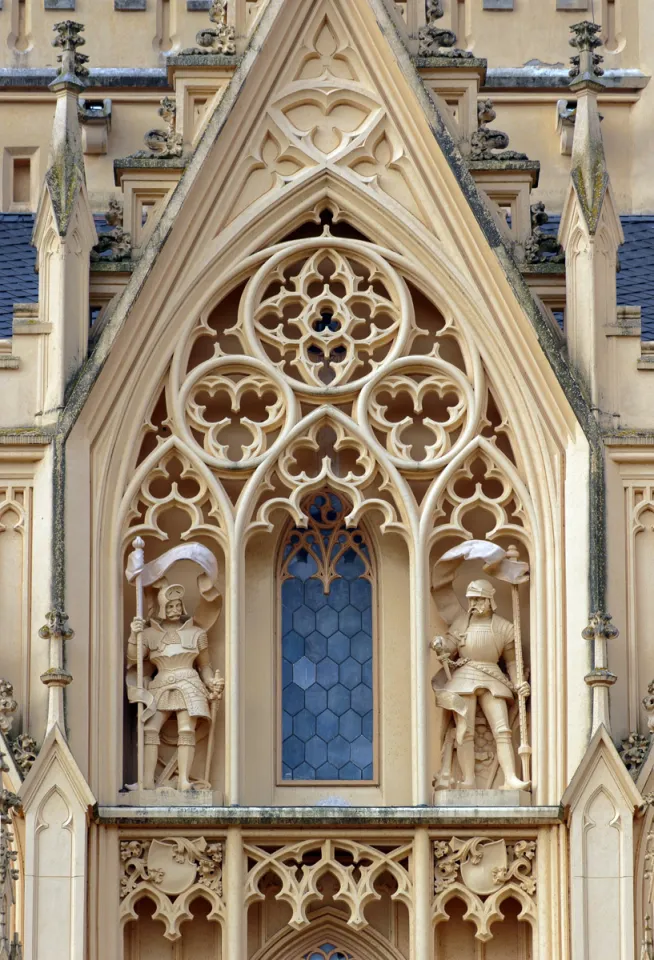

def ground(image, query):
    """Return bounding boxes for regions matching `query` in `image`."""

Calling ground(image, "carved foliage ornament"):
[120,837,225,940]
[433,836,537,941]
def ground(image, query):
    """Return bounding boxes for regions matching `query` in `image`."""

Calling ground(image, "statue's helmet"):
[157,583,187,620]
[466,579,497,610]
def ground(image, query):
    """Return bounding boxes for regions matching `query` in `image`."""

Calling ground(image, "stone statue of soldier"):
[431,577,530,791]
[127,581,224,791]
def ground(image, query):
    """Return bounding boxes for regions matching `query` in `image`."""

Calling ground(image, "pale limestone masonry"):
[0,3,654,960]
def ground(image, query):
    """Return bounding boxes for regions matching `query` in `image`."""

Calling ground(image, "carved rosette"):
[433,836,537,941]
[120,837,225,940]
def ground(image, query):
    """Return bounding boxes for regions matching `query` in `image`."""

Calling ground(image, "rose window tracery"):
[243,237,412,394]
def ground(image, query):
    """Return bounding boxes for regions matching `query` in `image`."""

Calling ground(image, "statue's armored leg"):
[143,731,160,789]
[143,710,169,789]
[454,696,477,788]
[481,692,529,790]
[177,712,197,791]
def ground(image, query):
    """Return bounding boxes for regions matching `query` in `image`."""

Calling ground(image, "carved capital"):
[582,611,619,643]
[38,610,74,642]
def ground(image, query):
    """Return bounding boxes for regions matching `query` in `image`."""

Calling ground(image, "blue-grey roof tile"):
[0,213,37,338]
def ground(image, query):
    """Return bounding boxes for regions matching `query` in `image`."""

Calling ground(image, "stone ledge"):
[96,803,564,826]
[484,66,650,90]
[415,56,487,73]
[0,67,169,89]
[90,260,137,273]
[0,356,20,369]
[167,54,241,68]
[520,261,566,275]
[114,155,189,171]
[0,428,54,445]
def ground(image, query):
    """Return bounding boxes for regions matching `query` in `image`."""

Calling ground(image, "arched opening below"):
[434,895,532,959]
[123,896,222,959]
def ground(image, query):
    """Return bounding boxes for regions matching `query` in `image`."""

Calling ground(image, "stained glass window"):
[281,491,374,781]
[303,944,352,960]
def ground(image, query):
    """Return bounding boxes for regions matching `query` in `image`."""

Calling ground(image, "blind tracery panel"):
[281,491,374,781]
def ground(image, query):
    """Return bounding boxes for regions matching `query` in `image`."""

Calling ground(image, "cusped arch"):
[237,404,417,544]
[121,886,225,942]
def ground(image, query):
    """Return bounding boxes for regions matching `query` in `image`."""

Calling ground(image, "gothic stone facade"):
[0,2,653,959]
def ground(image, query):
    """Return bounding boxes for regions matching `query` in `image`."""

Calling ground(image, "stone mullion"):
[412,828,433,960]
[226,826,246,959]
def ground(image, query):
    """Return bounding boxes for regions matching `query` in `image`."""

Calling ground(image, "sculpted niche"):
[124,539,225,801]
[431,541,532,801]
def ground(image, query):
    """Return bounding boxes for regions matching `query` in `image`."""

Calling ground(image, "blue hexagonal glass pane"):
[327,631,350,664]
[305,630,328,663]
[305,683,328,715]
[327,683,350,715]
[281,491,374,780]
[293,708,317,741]
[339,657,362,690]
[316,658,339,689]
[339,605,362,637]
[293,657,316,690]
[316,605,339,637]
[340,709,362,742]
[316,709,339,741]
[304,578,329,611]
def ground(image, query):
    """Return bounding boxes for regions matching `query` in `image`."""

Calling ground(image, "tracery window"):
[280,491,374,782]
[304,946,352,960]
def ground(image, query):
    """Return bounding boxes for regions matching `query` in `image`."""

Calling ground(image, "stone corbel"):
[79,98,112,155]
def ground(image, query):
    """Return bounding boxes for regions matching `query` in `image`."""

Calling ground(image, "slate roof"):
[0,213,37,338]
[618,217,654,340]
[2,213,654,339]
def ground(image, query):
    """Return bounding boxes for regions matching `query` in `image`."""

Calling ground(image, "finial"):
[50,21,89,90]
[569,20,605,88]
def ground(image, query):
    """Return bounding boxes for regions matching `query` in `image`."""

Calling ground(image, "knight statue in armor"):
[128,580,224,791]
[431,576,530,791]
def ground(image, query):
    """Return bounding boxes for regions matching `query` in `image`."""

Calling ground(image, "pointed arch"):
[251,912,406,960]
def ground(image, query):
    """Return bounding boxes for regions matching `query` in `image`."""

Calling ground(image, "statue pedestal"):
[117,787,220,806]
[433,788,532,807]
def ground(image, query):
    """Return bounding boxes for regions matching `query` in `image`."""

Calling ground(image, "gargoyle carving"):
[418,0,473,59]
[91,198,132,262]
[524,202,565,264]
[470,100,528,162]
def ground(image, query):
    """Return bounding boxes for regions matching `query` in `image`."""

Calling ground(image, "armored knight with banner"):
[431,541,532,793]
[125,540,225,793]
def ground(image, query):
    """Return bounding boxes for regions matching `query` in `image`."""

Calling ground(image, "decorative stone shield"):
[458,838,507,896]
[147,839,197,895]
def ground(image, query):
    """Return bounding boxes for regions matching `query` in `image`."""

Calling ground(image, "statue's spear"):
[505,544,531,785]
[128,537,146,791]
